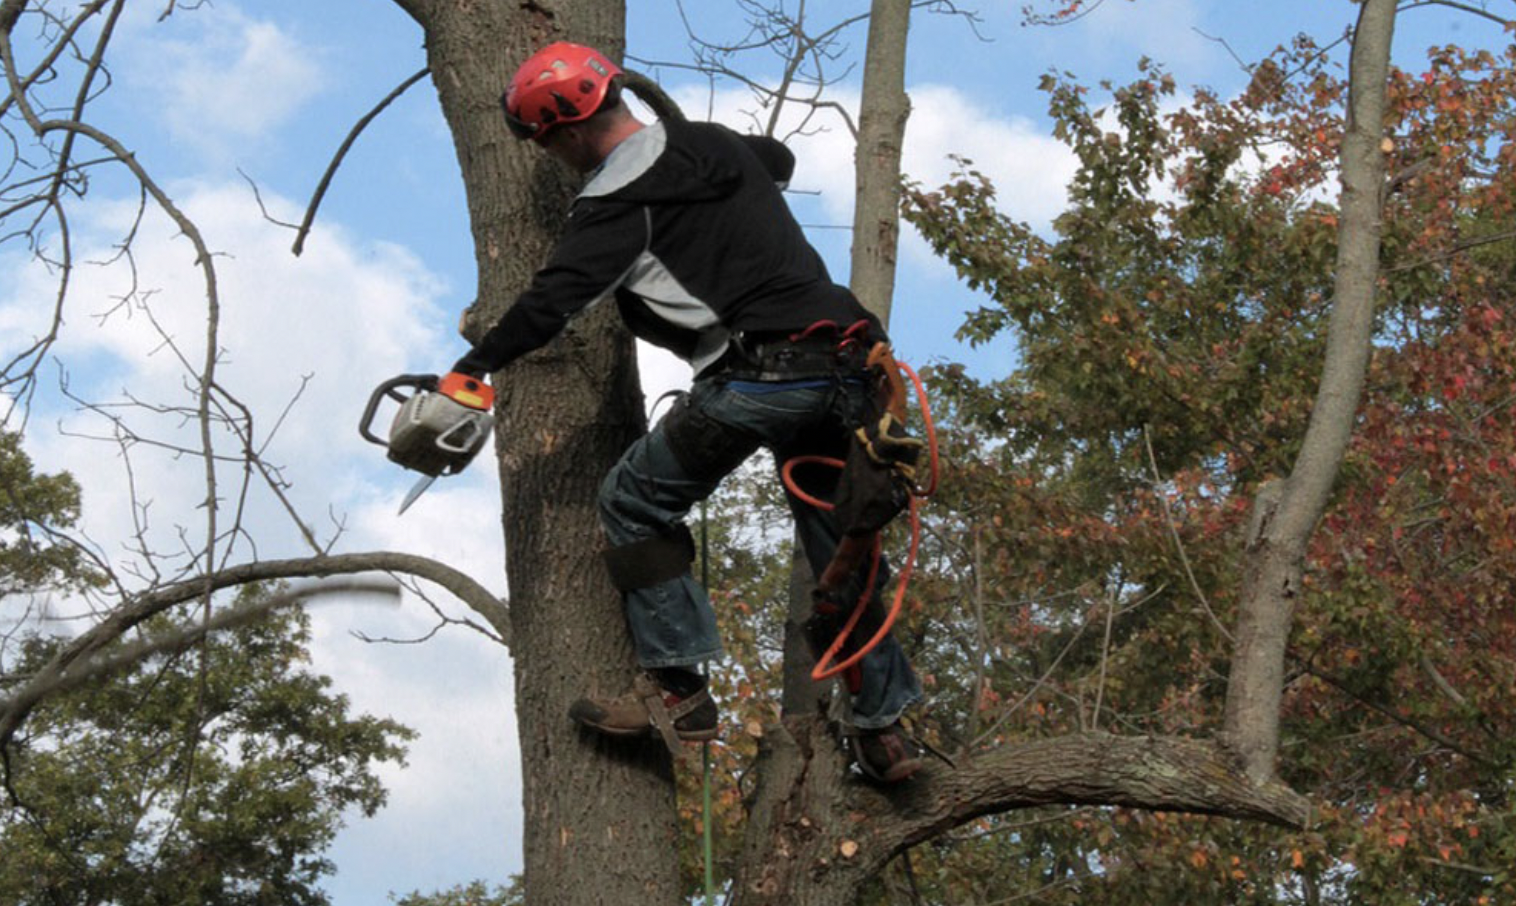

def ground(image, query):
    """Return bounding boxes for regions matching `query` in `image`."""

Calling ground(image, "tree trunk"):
[1223,0,1397,783]
[849,0,911,322]
[410,5,683,905]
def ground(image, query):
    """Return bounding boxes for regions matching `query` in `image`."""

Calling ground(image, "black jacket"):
[456,120,879,377]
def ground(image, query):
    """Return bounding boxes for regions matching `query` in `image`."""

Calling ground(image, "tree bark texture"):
[848,0,910,322]
[407,5,683,905]
[730,717,1310,905]
[1223,0,1397,783]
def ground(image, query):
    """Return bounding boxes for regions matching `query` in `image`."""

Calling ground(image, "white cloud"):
[302,588,522,897]
[665,81,1076,235]
[122,4,324,157]
[2,177,461,572]
[902,84,1079,228]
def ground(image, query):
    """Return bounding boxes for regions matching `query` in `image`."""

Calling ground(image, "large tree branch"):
[886,734,1312,842]
[732,723,1311,905]
[387,0,430,28]
[1222,0,1397,784]
[0,551,507,754]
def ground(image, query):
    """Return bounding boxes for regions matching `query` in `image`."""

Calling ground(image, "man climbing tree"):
[451,41,925,782]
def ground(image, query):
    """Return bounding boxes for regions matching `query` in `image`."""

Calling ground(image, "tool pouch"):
[832,344,923,537]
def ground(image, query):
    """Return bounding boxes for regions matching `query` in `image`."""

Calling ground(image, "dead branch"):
[291,66,430,256]
[1398,0,1513,27]
[0,550,508,756]
[0,578,399,710]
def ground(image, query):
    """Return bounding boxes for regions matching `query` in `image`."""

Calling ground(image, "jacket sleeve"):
[454,199,649,375]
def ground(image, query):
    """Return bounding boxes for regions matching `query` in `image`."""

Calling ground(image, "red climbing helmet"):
[502,41,623,142]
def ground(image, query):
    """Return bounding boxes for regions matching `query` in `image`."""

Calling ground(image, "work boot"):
[568,671,719,751]
[850,721,923,784]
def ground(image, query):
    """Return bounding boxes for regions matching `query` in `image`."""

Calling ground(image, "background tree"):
[894,7,1516,901]
[1,435,413,905]
[0,430,97,603]
[1,597,413,906]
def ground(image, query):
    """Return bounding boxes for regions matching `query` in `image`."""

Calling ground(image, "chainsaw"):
[359,372,495,514]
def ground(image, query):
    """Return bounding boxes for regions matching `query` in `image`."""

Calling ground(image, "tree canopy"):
[1,591,415,906]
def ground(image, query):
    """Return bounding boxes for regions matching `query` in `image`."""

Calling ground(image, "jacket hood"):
[579,120,742,205]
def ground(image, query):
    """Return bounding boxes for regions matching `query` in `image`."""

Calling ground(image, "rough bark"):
[848,0,911,321]
[407,5,683,906]
[1223,0,1398,783]
[730,716,1311,905]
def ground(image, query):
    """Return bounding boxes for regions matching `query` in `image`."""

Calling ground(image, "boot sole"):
[574,717,721,743]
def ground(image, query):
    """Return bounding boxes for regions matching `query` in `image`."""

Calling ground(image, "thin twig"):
[1398,0,1513,27]
[1143,424,1234,643]
[1385,228,1516,273]
[1091,584,1117,731]
[292,67,430,256]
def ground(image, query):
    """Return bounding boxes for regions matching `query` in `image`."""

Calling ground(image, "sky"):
[0,0,1489,901]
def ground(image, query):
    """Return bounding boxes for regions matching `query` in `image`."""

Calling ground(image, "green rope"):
[702,740,715,905]
[699,499,716,906]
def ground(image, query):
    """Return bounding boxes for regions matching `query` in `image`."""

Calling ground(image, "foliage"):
[881,31,1516,905]
[391,878,524,906]
[0,589,415,906]
[0,430,101,598]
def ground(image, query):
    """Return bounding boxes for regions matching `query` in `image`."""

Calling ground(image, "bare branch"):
[1398,0,1513,26]
[2,579,398,710]
[1385,227,1516,273]
[1143,424,1234,643]
[0,550,508,755]
[1305,668,1503,769]
[292,67,430,256]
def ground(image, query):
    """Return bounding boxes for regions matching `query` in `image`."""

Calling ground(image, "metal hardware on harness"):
[718,322,875,382]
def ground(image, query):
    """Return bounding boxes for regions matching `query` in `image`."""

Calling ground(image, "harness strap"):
[713,319,879,382]
[634,673,684,754]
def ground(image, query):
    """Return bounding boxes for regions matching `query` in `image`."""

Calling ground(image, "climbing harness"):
[774,321,940,687]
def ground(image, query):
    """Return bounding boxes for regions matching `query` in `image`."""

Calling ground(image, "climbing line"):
[780,358,939,682]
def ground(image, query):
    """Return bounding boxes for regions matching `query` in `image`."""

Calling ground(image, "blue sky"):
[0,0,1489,902]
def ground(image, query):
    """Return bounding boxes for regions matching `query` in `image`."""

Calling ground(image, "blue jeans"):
[597,376,922,729]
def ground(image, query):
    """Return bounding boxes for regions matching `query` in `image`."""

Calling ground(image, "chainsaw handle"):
[358,374,438,447]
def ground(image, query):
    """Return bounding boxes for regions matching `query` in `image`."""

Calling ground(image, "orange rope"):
[780,360,938,682]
